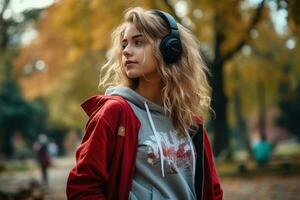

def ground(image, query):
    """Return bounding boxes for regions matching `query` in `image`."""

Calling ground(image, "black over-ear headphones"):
[153,10,182,65]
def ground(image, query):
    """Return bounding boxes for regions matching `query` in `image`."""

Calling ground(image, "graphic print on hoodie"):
[106,86,197,200]
[144,130,194,174]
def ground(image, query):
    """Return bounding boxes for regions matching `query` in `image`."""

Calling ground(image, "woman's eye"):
[135,40,143,46]
[121,44,127,50]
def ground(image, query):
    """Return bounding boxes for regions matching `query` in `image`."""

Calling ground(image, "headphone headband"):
[152,10,178,30]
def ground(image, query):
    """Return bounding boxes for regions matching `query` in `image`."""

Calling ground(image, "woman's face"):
[121,23,160,80]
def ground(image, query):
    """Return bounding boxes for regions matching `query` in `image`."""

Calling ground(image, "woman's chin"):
[125,71,140,79]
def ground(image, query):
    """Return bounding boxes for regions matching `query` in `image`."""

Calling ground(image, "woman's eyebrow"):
[122,34,143,42]
[132,34,143,39]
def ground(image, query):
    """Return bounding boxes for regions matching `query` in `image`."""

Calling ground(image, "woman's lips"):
[125,60,137,66]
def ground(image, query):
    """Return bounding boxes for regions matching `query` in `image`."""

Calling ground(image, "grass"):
[217,160,300,178]
[216,142,300,178]
[0,159,38,173]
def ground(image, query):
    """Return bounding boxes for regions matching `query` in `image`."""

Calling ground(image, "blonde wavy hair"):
[99,7,212,135]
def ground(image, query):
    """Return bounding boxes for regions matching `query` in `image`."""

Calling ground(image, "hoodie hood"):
[105,86,165,115]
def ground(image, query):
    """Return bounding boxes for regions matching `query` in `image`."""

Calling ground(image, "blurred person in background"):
[33,134,51,185]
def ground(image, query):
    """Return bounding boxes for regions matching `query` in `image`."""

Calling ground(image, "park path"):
[0,157,300,200]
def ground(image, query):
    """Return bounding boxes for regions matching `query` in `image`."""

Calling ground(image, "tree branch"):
[0,0,10,20]
[223,0,266,62]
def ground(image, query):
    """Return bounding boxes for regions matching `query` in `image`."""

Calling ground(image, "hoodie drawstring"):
[144,102,165,177]
[144,101,196,180]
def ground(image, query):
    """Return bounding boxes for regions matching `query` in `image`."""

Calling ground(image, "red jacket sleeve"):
[66,113,117,199]
[203,128,224,200]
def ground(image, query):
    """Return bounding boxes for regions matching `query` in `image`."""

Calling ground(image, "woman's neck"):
[136,76,162,106]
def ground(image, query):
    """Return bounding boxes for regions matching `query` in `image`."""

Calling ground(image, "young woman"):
[67,7,223,200]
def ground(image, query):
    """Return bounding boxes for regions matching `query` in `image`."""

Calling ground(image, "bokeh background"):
[0,0,300,199]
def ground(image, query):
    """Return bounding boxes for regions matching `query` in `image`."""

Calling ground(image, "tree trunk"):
[210,1,266,158]
[258,82,267,141]
[232,65,253,158]
[211,31,230,158]
[0,0,10,52]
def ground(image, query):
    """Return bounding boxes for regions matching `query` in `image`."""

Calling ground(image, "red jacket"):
[66,95,223,200]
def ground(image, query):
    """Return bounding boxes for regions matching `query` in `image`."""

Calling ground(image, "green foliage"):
[0,62,48,158]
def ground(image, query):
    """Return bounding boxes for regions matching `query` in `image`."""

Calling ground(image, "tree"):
[0,62,47,158]
[166,0,300,157]
[276,11,300,140]
[277,84,300,141]
[0,0,44,51]
[0,0,48,158]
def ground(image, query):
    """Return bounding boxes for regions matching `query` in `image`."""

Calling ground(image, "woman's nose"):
[122,45,132,57]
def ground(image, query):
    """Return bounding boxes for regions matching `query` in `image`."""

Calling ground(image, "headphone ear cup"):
[160,35,182,65]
